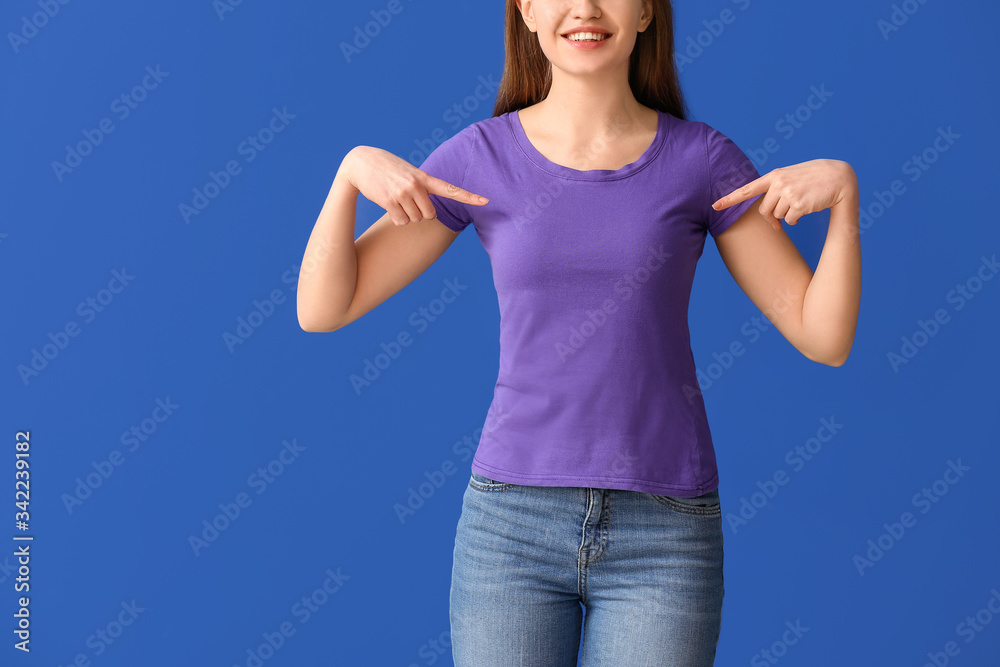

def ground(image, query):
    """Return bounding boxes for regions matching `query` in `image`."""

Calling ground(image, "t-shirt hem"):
[708,193,762,238]
[472,457,719,497]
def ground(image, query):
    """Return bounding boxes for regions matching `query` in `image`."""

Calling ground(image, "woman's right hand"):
[341,146,489,226]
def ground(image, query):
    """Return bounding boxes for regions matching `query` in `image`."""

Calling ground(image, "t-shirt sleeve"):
[418,125,478,233]
[703,123,762,238]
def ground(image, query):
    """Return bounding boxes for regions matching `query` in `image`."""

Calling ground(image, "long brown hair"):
[492,0,688,120]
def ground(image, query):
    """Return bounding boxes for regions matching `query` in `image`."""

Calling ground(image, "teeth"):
[565,32,609,42]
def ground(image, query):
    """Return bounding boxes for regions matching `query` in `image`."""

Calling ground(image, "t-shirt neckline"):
[507,107,668,182]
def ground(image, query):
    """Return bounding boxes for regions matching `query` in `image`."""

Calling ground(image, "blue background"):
[3,0,998,665]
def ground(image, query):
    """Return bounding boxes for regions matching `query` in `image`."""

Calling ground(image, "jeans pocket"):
[468,471,518,492]
[649,488,721,515]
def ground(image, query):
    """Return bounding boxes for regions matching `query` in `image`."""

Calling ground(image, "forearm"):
[800,187,862,365]
[296,155,361,332]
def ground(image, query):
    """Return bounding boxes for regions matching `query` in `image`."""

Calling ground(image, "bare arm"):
[713,160,861,366]
[296,148,482,333]
[799,186,861,366]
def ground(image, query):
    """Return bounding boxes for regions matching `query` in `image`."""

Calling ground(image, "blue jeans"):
[450,471,724,666]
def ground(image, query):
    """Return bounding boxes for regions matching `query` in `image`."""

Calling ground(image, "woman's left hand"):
[712,159,858,231]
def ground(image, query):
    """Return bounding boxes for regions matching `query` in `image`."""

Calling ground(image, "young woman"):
[298,0,860,664]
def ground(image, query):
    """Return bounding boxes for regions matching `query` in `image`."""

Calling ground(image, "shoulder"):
[448,113,510,143]
[666,116,754,176]
[423,114,509,162]
[661,114,736,151]
[455,113,513,152]
[645,113,723,176]
[420,114,516,184]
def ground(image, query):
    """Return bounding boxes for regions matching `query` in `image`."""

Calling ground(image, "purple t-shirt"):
[419,108,760,496]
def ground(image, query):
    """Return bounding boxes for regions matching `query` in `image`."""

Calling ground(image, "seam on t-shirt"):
[457,125,478,196]
[453,125,482,229]
[507,112,665,183]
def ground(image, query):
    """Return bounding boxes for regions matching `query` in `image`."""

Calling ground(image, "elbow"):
[796,332,853,367]
[827,338,856,367]
[297,314,319,333]
[298,320,343,334]
[296,290,347,332]
[796,317,858,366]
[802,343,852,367]
[824,353,848,368]
[298,318,343,334]
[296,307,343,333]
[296,303,318,332]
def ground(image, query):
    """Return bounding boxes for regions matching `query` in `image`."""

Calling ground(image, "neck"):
[530,65,647,140]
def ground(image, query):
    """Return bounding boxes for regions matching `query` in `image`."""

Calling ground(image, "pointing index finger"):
[711,173,769,211]
[424,173,490,205]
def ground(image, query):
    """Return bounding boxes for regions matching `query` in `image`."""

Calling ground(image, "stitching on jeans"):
[468,473,516,492]
[649,493,721,515]
[578,488,597,603]
[585,491,611,565]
